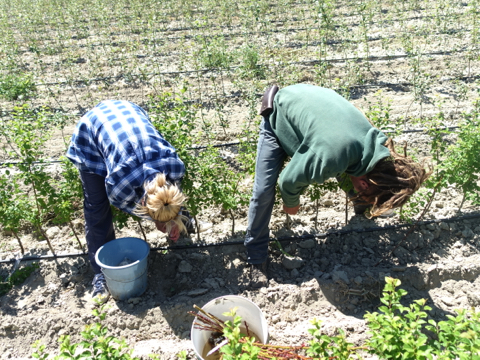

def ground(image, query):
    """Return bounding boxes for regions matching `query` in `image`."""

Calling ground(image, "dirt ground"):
[1,156,480,359]
[2,83,480,360]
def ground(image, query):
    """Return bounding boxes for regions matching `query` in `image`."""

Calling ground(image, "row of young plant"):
[1,85,480,256]
[30,277,480,359]
[0,0,477,114]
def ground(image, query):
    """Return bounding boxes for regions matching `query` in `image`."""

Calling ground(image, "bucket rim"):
[95,237,150,270]
[190,295,269,359]
[201,295,263,312]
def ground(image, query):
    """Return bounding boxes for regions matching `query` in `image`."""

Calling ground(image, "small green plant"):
[195,35,233,69]
[0,72,36,101]
[365,277,433,358]
[51,157,85,251]
[220,309,261,360]
[434,96,480,210]
[175,350,188,360]
[363,90,396,134]
[306,318,360,359]
[365,277,480,359]
[0,170,29,254]
[237,44,265,80]
[306,179,341,229]
[399,186,431,222]
[32,305,141,360]
[211,160,250,236]
[0,262,39,296]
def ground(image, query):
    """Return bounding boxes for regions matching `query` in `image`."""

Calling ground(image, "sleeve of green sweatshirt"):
[278,145,336,207]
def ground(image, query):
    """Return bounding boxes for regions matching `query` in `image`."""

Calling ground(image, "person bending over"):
[245,84,431,288]
[66,100,210,303]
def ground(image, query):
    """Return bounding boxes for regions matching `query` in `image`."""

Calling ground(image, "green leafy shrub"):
[195,36,233,69]
[32,305,140,360]
[435,97,480,210]
[237,44,265,80]
[0,105,59,253]
[0,171,29,254]
[0,72,36,101]
[365,277,480,359]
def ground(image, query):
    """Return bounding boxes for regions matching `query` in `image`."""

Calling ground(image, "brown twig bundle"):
[189,305,313,359]
[189,304,226,333]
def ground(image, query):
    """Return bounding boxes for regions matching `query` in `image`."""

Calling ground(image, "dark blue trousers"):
[80,171,115,274]
[244,117,287,264]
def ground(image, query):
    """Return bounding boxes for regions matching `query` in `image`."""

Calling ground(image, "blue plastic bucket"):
[95,237,150,301]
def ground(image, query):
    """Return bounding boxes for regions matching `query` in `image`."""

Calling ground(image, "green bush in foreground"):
[31,278,479,359]
[32,305,140,360]
[365,277,480,359]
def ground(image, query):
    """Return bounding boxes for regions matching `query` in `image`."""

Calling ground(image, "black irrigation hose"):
[1,211,480,265]
[29,47,476,88]
[0,124,462,168]
[0,124,461,168]
[0,66,473,119]
[0,70,477,121]
[8,6,473,52]
[10,22,469,55]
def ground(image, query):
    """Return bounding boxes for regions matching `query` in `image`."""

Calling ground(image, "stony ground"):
[1,176,480,359]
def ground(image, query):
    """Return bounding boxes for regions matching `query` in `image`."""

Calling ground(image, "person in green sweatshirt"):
[245,84,431,288]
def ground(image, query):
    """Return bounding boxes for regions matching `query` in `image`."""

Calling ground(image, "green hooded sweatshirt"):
[269,84,390,208]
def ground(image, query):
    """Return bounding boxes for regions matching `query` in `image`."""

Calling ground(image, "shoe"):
[91,273,110,305]
[249,261,268,289]
[379,209,396,218]
[186,219,212,234]
[353,204,370,215]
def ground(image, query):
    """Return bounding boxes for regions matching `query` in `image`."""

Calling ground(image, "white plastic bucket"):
[95,237,150,301]
[191,295,269,359]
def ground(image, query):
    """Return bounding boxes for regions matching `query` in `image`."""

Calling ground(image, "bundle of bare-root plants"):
[190,305,319,359]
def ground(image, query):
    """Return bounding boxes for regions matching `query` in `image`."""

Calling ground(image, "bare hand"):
[155,221,180,242]
[155,221,167,232]
[283,204,300,215]
[168,224,180,242]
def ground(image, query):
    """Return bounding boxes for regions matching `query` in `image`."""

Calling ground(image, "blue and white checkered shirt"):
[66,100,185,216]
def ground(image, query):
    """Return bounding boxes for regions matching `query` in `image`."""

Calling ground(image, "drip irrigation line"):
[0,142,245,167]
[384,125,460,135]
[29,47,474,88]
[0,70,476,121]
[8,7,471,53]
[0,65,477,121]
[0,251,88,264]
[1,212,479,265]
[0,125,462,168]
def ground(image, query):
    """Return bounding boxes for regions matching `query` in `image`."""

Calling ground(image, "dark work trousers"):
[244,117,287,264]
[80,171,115,274]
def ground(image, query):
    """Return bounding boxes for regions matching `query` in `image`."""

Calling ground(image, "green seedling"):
[0,262,39,296]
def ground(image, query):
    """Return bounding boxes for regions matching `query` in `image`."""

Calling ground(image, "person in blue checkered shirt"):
[66,100,210,303]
